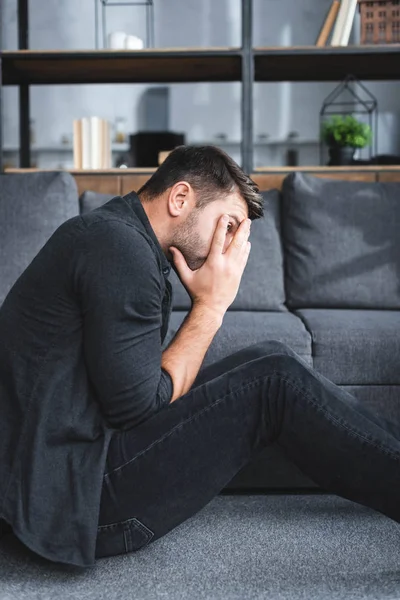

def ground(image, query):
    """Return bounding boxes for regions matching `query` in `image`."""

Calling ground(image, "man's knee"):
[241,343,308,384]
[253,340,299,359]
[261,345,313,381]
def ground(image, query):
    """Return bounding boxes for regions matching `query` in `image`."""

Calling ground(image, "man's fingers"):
[226,219,251,258]
[170,247,192,282]
[208,215,230,259]
[240,241,251,267]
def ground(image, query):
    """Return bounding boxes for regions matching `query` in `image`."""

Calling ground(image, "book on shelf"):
[330,0,358,46]
[330,0,349,45]
[90,116,101,169]
[72,120,82,168]
[73,117,112,169]
[81,117,90,169]
[316,0,341,47]
[339,0,358,46]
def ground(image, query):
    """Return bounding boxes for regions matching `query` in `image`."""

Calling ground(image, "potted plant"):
[321,115,373,166]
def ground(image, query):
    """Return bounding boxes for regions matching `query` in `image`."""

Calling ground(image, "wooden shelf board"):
[254,44,400,81]
[9,47,239,53]
[4,45,400,85]
[255,44,400,52]
[6,166,400,175]
[254,165,400,172]
[4,168,157,174]
[2,49,242,85]
[3,145,129,152]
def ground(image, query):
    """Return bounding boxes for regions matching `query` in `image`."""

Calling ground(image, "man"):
[0,145,399,569]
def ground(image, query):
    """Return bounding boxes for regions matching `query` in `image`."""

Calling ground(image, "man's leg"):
[95,341,400,559]
[0,518,13,540]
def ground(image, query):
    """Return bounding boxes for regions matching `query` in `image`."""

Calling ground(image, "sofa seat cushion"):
[282,173,400,309]
[169,190,287,312]
[0,172,79,305]
[296,309,400,385]
[163,311,312,368]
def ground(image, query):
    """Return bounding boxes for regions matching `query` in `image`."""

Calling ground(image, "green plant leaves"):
[321,114,372,148]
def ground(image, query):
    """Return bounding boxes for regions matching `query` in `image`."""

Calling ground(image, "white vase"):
[124,35,144,50]
[108,32,127,50]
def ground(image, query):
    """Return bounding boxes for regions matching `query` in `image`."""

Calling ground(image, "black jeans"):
[95,340,400,559]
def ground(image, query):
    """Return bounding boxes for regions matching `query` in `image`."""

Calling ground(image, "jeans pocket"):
[95,517,155,559]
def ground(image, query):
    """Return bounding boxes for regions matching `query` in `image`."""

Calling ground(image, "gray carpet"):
[1,493,400,600]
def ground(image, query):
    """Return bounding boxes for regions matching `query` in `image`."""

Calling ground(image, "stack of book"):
[73,117,112,169]
[316,0,359,47]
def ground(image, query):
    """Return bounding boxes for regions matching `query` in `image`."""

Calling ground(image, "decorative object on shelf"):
[321,115,373,165]
[130,132,185,167]
[73,117,112,169]
[286,132,300,166]
[29,120,36,145]
[158,150,171,165]
[95,0,154,49]
[359,0,400,44]
[115,152,131,168]
[114,117,128,143]
[320,74,377,165]
[107,31,128,49]
[61,134,71,146]
[316,0,341,46]
[330,0,359,46]
[125,35,144,49]
[107,32,144,49]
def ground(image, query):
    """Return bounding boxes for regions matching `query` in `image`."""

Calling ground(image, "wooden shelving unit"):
[2,44,400,85]
[4,44,400,85]
[254,44,400,81]
[1,0,400,173]
[2,49,242,85]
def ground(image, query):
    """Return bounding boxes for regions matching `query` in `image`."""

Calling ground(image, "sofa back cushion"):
[79,191,115,214]
[0,172,79,305]
[281,173,400,309]
[169,189,287,311]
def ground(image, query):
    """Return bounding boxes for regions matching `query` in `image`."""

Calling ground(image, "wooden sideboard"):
[5,166,400,195]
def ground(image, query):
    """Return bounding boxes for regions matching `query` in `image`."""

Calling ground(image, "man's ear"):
[167,181,192,218]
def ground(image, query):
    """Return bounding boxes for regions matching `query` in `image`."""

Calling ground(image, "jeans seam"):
[277,372,400,462]
[103,370,281,478]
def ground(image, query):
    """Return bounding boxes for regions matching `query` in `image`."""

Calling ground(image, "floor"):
[1,493,400,600]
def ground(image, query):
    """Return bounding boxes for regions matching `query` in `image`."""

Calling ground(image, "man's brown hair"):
[137,145,264,220]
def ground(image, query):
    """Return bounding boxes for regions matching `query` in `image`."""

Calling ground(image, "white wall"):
[2,0,400,168]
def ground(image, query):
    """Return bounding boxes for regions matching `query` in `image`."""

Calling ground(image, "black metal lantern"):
[95,0,155,49]
[320,74,378,166]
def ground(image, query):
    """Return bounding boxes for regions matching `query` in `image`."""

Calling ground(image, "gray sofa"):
[1,170,400,492]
